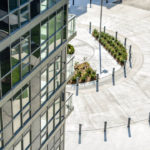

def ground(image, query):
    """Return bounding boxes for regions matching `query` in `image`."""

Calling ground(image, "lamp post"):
[99,0,103,74]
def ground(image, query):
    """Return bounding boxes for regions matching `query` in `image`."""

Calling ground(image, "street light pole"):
[99,0,103,74]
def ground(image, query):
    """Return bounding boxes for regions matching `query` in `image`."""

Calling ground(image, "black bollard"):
[115,32,118,40]
[112,68,115,86]
[96,74,99,92]
[129,45,132,68]
[124,38,127,48]
[149,113,150,125]
[127,118,131,128]
[104,26,106,33]
[76,77,79,96]
[73,0,74,5]
[104,121,107,132]
[90,0,92,8]
[89,22,92,34]
[79,124,82,135]
[106,0,108,3]
[124,61,127,78]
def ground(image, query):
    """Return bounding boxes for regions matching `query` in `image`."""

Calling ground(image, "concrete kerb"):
[66,24,143,91]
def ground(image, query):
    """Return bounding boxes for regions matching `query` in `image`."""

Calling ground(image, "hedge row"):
[92,29,127,65]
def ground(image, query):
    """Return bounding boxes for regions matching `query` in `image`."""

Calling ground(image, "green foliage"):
[92,29,127,65]
[67,44,75,55]
[69,62,96,84]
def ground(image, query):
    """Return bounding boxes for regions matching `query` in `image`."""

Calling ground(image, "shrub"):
[92,29,127,65]
[67,44,75,55]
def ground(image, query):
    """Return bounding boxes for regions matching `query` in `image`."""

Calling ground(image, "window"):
[22,57,30,78]
[10,11,19,33]
[31,24,40,52]
[55,74,60,89]
[56,30,62,47]
[41,112,47,144]
[14,141,21,150]
[20,6,29,26]
[23,131,30,149]
[1,73,11,96]
[12,91,21,133]
[0,16,9,41]
[11,40,20,67]
[48,106,53,135]
[48,0,55,8]
[48,63,54,96]
[41,20,48,44]
[12,64,21,85]
[0,111,2,148]
[55,57,61,74]
[30,0,40,19]
[41,0,47,12]
[41,43,47,60]
[56,10,62,30]
[41,70,47,89]
[48,36,55,54]
[9,0,18,11]
[21,36,30,59]
[49,14,55,36]
[20,0,29,5]
[54,98,60,127]
[0,0,8,18]
[22,85,30,124]
[0,47,10,77]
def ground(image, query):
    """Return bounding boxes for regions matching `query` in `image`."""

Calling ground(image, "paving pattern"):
[66,1,150,150]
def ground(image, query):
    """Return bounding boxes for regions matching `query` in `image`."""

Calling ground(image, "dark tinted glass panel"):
[9,0,18,11]
[64,5,67,25]
[62,27,66,42]
[20,0,29,5]
[0,47,10,77]
[0,17,9,41]
[2,73,11,96]
[0,0,8,18]
[48,0,55,8]
[10,11,19,33]
[31,24,40,52]
[20,6,29,26]
[30,0,40,19]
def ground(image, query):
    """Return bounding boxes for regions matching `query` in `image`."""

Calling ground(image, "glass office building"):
[0,0,76,149]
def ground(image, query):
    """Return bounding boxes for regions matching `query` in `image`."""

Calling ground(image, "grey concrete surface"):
[65,1,150,150]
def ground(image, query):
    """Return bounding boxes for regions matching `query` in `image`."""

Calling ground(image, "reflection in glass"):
[1,73,11,96]
[22,58,30,78]
[21,37,30,59]
[0,0,8,18]
[41,22,48,44]
[20,6,29,26]
[10,11,19,33]
[48,36,55,54]
[48,0,55,8]
[49,14,55,36]
[56,10,62,30]
[9,0,18,11]
[12,65,21,85]
[55,74,60,89]
[20,0,29,5]
[41,0,47,12]
[30,0,40,19]
[11,45,20,67]
[0,17,9,41]
[56,30,61,47]
[48,106,53,134]
[55,57,61,74]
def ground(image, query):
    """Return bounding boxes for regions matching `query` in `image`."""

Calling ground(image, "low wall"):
[123,0,150,10]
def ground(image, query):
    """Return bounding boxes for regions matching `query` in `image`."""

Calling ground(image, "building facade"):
[0,0,76,149]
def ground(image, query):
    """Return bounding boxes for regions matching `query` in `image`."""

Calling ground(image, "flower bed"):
[92,29,127,65]
[67,44,75,55]
[68,62,96,84]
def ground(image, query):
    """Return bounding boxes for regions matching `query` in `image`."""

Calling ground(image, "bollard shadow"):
[104,131,107,142]
[78,134,81,144]
[129,59,132,68]
[128,127,131,138]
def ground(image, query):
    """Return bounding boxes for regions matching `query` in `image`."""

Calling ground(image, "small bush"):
[67,44,75,55]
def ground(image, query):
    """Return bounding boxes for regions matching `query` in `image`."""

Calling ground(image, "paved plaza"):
[66,1,150,150]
